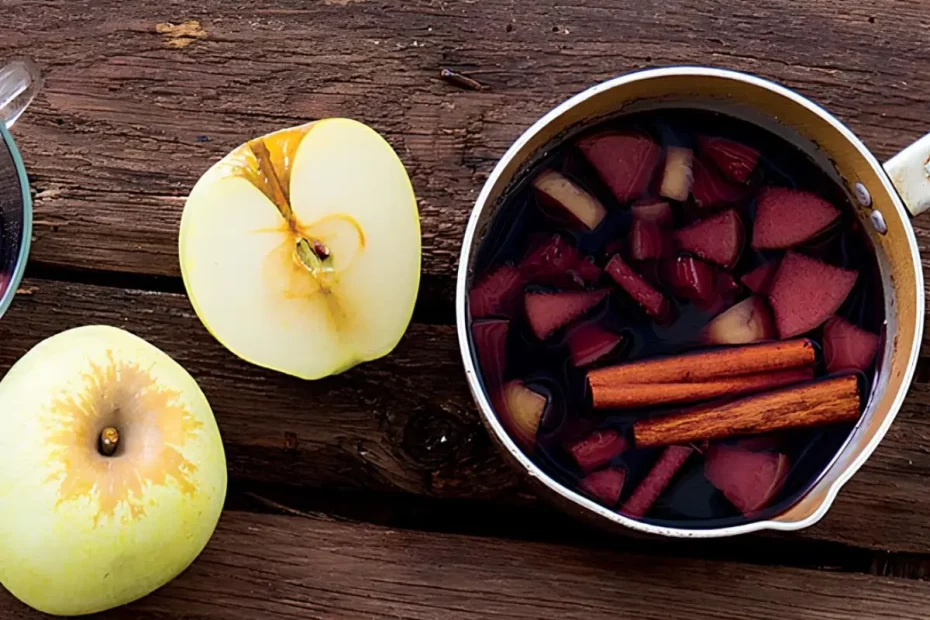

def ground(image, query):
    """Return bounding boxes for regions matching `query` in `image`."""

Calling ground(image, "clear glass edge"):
[0,124,32,319]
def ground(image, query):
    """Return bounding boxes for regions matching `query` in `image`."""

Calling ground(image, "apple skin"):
[179,118,421,380]
[0,326,226,616]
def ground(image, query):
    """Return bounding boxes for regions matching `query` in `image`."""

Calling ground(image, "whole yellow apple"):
[0,326,227,616]
[179,118,421,380]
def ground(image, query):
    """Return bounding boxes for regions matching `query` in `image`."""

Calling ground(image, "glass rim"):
[0,123,32,319]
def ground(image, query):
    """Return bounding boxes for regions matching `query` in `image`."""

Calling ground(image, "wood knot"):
[155,20,207,49]
[402,408,467,467]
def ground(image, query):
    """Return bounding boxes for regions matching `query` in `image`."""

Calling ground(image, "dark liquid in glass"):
[467,108,883,528]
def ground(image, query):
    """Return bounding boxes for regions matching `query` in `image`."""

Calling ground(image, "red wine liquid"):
[468,109,883,528]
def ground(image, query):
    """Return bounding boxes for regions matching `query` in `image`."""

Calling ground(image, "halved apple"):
[179,119,421,379]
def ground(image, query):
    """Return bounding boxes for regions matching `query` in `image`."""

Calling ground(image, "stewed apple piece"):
[532,169,606,230]
[702,296,776,345]
[822,316,880,373]
[579,468,627,507]
[470,265,525,318]
[767,252,858,338]
[472,319,510,390]
[568,429,629,472]
[619,445,693,518]
[666,255,716,306]
[741,260,780,295]
[705,444,790,514]
[697,136,760,183]
[629,219,666,261]
[605,255,669,319]
[565,322,624,367]
[498,380,548,451]
[520,235,601,288]
[752,188,841,249]
[632,200,673,227]
[659,146,694,201]
[577,131,662,203]
[691,157,749,208]
[673,209,744,269]
[524,290,609,340]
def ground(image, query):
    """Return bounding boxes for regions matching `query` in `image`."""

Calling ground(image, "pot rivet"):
[870,209,888,235]
[854,182,872,207]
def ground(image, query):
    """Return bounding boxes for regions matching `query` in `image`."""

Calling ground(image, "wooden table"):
[4,1,930,617]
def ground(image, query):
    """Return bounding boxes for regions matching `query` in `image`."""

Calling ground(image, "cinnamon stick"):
[591,368,814,410]
[588,338,816,386]
[633,375,860,448]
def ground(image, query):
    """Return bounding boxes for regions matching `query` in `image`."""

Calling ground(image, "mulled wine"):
[467,109,883,527]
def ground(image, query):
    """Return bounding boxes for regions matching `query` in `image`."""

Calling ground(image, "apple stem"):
[249,138,294,223]
[98,426,120,457]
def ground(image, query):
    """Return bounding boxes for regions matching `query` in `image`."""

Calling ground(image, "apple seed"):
[311,239,330,260]
[295,238,327,275]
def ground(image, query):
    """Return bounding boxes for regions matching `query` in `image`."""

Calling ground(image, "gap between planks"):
[225,480,930,584]
[22,261,456,326]
[25,262,930,358]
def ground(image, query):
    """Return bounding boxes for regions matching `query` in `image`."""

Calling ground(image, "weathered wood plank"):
[2,510,928,619]
[4,0,930,293]
[0,278,522,500]
[2,278,930,554]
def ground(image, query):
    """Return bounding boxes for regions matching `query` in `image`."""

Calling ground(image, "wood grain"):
[3,277,930,554]
[4,0,930,308]
[2,509,928,619]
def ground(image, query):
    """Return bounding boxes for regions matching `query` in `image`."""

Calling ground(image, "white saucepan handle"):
[884,133,930,217]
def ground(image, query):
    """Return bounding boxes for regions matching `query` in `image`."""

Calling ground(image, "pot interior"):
[460,68,922,535]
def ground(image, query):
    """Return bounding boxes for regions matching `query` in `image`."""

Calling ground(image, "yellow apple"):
[179,118,421,379]
[0,326,226,616]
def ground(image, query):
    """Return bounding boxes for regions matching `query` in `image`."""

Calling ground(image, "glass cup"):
[0,58,40,318]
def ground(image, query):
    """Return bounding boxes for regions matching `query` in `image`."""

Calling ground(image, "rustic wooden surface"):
[4,0,930,617]
[3,510,929,620]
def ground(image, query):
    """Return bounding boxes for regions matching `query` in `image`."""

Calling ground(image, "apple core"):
[98,425,120,457]
[249,135,366,292]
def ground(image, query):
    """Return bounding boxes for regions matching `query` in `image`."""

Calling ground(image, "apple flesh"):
[702,296,775,345]
[499,380,548,451]
[0,326,226,616]
[532,169,607,230]
[659,146,694,201]
[179,119,421,379]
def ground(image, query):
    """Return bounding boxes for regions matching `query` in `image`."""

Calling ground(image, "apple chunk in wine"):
[466,107,882,527]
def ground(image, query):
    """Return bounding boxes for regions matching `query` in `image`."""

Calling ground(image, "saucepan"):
[456,66,927,537]
[0,59,40,320]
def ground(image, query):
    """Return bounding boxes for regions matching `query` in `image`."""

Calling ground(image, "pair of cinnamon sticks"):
[587,339,861,448]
